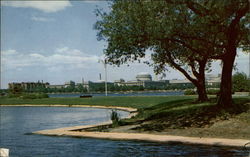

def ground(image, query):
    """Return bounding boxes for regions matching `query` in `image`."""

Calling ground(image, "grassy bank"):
[112,96,250,139]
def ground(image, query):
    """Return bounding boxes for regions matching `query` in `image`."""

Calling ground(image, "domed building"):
[136,73,152,81]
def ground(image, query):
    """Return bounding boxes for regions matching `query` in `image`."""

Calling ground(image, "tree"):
[9,85,23,95]
[170,0,249,107]
[95,0,249,106]
[233,72,250,92]
[95,0,212,102]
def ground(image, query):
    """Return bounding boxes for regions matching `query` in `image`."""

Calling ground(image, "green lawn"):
[0,95,196,109]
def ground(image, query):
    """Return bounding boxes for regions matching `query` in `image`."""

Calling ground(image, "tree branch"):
[165,52,197,84]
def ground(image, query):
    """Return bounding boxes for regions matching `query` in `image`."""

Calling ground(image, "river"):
[0,107,247,157]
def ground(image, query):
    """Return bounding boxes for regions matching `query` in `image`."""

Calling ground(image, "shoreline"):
[0,104,137,113]
[33,122,250,148]
[2,104,249,148]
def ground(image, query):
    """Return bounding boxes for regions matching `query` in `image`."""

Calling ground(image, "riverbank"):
[1,96,250,147]
[33,123,249,148]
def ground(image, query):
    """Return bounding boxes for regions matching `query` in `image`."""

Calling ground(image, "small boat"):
[80,95,92,98]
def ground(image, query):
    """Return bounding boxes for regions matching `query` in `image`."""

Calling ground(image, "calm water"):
[49,91,184,98]
[0,107,248,157]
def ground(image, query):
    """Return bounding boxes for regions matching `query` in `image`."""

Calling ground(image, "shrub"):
[21,93,49,99]
[207,89,220,95]
[36,93,49,98]
[110,110,120,127]
[184,90,196,95]
[8,93,22,98]
[22,93,37,99]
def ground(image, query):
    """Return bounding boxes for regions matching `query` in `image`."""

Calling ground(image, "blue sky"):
[1,1,249,89]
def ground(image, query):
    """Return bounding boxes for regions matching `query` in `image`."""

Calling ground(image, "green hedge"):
[207,89,220,95]
[184,89,220,95]
[8,93,49,99]
[184,90,196,95]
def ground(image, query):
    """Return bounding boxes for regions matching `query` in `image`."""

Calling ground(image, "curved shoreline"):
[34,127,249,148]
[1,104,249,148]
[0,104,137,112]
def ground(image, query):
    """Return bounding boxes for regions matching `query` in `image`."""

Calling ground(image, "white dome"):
[136,73,152,81]
[138,72,150,75]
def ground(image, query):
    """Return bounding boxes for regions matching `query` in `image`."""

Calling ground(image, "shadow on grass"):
[121,97,250,131]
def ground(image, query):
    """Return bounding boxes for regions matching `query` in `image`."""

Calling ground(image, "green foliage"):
[184,90,196,95]
[22,93,49,99]
[9,85,23,95]
[95,0,250,104]
[207,89,220,95]
[110,110,120,127]
[233,72,250,92]
[8,93,49,99]
[184,89,221,95]
[94,1,213,73]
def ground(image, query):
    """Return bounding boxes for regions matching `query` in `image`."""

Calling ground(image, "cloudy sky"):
[1,1,249,89]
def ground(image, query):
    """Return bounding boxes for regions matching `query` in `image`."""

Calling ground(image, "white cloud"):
[1,48,99,71]
[31,16,54,22]
[55,47,69,53]
[2,49,18,55]
[1,1,72,13]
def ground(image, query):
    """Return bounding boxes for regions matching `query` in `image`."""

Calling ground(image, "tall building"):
[114,73,168,88]
[8,81,49,91]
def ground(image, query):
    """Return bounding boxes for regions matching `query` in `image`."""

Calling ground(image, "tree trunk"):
[194,60,208,102]
[217,48,237,108]
[196,80,208,102]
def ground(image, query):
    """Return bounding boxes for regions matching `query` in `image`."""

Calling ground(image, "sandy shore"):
[33,122,250,147]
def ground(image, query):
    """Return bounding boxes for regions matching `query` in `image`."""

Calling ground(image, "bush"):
[110,110,120,127]
[8,93,22,98]
[207,89,220,95]
[9,93,49,99]
[233,72,250,92]
[184,90,196,95]
[22,93,37,99]
[36,93,49,98]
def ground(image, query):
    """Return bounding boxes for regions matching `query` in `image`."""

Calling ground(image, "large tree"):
[168,0,250,107]
[95,0,249,105]
[95,0,212,102]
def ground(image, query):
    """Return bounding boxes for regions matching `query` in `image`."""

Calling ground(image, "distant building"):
[114,73,169,88]
[169,79,192,86]
[46,85,64,89]
[114,79,125,86]
[168,74,221,87]
[8,81,49,91]
[64,80,75,88]
[47,80,75,89]
[206,74,221,86]
[136,73,152,81]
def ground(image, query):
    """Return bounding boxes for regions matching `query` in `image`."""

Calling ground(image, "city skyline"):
[1,1,249,89]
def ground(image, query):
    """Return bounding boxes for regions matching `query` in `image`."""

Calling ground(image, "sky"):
[1,1,249,89]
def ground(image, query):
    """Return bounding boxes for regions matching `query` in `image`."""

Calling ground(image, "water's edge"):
[2,105,249,148]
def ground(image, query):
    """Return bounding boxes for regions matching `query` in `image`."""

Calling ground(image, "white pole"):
[99,59,108,96]
[104,62,108,96]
